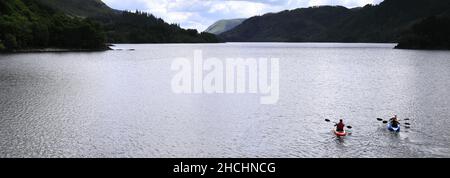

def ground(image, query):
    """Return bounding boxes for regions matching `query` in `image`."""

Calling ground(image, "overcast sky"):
[102,0,384,31]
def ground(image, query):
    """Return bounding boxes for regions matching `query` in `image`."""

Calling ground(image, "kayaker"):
[336,119,345,132]
[390,115,399,127]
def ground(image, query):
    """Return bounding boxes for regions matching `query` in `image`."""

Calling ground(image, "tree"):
[396,16,450,49]
[0,41,5,51]
[4,33,17,49]
[31,22,49,47]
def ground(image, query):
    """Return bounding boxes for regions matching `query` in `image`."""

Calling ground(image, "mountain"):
[1,0,219,52]
[0,0,107,52]
[220,0,450,44]
[35,0,219,43]
[204,18,246,35]
[221,6,352,42]
[396,16,450,49]
[36,0,118,18]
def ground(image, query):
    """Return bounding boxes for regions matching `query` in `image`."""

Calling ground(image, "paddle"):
[376,118,411,129]
[325,119,352,129]
[401,118,411,128]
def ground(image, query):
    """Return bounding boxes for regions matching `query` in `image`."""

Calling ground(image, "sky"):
[102,0,384,31]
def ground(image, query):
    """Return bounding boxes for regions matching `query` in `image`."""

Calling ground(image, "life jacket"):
[336,122,345,131]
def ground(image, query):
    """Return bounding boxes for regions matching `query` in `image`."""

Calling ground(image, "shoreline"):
[394,44,450,50]
[2,43,449,53]
[0,45,113,54]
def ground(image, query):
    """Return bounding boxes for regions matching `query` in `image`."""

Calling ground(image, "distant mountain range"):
[2,0,449,52]
[220,0,450,47]
[204,18,246,35]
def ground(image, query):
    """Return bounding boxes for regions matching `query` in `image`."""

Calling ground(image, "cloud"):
[102,0,384,31]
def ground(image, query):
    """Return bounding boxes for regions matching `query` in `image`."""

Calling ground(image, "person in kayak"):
[336,119,345,132]
[390,115,400,127]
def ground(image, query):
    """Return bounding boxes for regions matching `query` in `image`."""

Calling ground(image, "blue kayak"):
[387,123,400,132]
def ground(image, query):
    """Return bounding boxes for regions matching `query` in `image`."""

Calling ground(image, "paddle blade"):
[404,123,411,125]
[405,126,411,129]
[347,126,352,129]
[325,119,331,122]
[377,118,383,121]
[404,118,410,121]
[382,121,388,124]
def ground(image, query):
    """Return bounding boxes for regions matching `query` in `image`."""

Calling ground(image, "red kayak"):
[334,129,347,137]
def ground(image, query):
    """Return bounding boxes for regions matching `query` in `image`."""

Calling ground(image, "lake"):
[1,43,450,158]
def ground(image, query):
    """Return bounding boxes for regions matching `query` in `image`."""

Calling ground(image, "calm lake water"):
[1,43,450,158]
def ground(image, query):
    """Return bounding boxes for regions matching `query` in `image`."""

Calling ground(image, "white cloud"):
[102,0,384,31]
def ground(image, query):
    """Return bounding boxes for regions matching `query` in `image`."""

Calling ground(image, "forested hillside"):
[0,0,107,52]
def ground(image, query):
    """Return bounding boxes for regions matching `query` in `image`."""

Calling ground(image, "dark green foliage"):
[0,0,107,52]
[222,6,353,42]
[199,32,220,43]
[396,16,450,49]
[97,11,220,43]
[220,0,450,45]
[37,0,117,18]
[34,0,220,44]
[3,33,18,49]
[0,0,219,52]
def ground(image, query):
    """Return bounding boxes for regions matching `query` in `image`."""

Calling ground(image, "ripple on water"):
[1,43,450,157]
